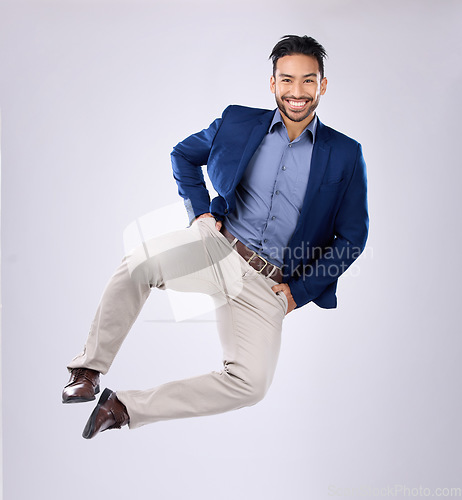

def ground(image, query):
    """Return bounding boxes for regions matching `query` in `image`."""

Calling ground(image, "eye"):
[281,78,292,83]
[304,79,314,83]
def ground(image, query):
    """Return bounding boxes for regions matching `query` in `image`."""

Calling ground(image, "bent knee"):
[225,367,272,406]
[245,381,269,406]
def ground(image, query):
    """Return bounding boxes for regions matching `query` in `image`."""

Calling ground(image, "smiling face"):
[270,53,327,126]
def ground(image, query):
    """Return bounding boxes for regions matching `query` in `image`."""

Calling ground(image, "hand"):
[271,283,297,314]
[194,213,222,231]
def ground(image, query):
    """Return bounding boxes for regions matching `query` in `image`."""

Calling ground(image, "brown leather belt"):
[220,226,283,283]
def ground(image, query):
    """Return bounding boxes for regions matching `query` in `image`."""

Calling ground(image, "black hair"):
[269,35,327,79]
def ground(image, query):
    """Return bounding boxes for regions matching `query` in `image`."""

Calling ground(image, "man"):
[62,35,368,439]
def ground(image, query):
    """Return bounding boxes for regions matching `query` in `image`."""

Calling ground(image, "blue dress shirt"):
[225,109,317,267]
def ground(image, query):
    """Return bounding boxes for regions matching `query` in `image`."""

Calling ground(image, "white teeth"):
[288,100,306,107]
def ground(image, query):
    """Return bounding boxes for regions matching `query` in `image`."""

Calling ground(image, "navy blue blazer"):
[171,105,368,309]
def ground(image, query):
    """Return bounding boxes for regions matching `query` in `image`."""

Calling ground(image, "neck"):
[281,112,315,142]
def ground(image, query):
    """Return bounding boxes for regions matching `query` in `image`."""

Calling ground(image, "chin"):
[285,110,311,123]
[290,113,310,122]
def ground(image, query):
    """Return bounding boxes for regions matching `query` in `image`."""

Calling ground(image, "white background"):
[1,1,461,499]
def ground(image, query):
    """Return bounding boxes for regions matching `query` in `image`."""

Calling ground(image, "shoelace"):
[71,368,96,385]
[72,368,87,379]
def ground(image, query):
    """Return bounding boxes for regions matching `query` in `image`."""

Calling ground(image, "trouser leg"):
[68,217,287,426]
[67,257,151,374]
[67,218,226,374]
[116,220,288,428]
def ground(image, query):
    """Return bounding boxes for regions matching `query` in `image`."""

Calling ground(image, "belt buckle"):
[247,251,268,273]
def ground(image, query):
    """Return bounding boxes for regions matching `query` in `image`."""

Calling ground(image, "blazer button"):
[224,209,228,214]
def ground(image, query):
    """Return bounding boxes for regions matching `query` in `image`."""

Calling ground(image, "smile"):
[285,99,309,110]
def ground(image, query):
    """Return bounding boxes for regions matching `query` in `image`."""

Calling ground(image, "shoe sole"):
[62,385,100,404]
[82,388,112,439]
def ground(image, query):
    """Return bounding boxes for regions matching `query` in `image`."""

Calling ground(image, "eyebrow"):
[278,73,317,78]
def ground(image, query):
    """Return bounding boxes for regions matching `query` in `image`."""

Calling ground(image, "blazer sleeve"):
[171,108,229,224]
[288,143,369,308]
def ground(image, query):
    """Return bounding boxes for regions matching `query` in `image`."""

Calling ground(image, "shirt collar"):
[269,108,318,143]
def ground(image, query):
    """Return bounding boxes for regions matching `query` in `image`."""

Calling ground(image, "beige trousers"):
[68,217,288,428]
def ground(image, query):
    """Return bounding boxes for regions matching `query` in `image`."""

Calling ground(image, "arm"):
[171,110,227,224]
[289,144,369,308]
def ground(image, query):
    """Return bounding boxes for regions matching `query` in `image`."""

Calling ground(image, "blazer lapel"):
[303,119,331,211]
[292,119,332,236]
[233,110,275,186]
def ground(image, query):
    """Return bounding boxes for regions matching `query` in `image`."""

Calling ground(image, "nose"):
[291,81,304,98]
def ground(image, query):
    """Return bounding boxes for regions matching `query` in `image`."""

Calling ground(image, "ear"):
[270,75,276,94]
[320,77,327,96]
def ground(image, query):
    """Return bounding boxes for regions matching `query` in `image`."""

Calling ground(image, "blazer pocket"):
[319,178,344,192]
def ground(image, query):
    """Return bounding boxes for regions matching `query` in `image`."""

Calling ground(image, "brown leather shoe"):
[82,388,130,439]
[62,368,100,404]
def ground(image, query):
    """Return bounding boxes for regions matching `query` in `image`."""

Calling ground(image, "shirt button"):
[282,166,286,171]
[271,216,276,220]
[289,144,292,148]
[275,190,280,195]
[264,239,268,243]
